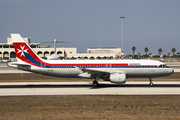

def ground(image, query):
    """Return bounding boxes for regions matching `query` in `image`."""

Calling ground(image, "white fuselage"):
[9,59,174,78]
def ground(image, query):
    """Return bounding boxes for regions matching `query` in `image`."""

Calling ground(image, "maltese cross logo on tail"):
[17,45,28,57]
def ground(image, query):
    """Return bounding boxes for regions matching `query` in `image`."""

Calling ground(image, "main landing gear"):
[149,77,153,86]
[93,76,101,87]
[93,81,99,87]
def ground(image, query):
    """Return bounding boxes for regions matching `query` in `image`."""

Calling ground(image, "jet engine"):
[110,73,126,83]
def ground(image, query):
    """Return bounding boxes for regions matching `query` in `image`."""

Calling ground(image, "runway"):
[1,82,180,96]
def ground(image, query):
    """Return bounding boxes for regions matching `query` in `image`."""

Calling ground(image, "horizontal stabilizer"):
[8,62,31,66]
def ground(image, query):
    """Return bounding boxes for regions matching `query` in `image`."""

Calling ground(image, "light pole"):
[54,39,57,54]
[120,16,125,56]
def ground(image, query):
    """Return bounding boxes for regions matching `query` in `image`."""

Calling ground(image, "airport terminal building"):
[0,37,122,60]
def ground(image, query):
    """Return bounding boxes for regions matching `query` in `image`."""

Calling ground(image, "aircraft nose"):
[172,69,174,73]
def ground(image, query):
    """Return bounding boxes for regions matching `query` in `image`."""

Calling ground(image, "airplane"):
[8,34,174,87]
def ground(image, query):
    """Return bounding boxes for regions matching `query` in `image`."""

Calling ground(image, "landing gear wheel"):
[149,77,153,86]
[149,82,154,86]
[93,81,99,87]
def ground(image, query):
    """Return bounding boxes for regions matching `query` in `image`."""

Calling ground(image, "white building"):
[0,37,122,60]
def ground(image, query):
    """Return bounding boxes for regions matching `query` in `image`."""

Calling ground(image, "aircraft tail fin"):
[11,34,44,65]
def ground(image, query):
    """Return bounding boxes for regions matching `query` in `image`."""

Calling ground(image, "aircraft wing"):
[81,68,110,76]
[76,66,118,78]
[76,66,127,79]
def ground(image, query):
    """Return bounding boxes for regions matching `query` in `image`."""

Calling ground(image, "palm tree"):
[144,47,149,58]
[171,48,176,56]
[177,52,180,57]
[158,48,162,56]
[132,46,136,59]
[168,53,170,57]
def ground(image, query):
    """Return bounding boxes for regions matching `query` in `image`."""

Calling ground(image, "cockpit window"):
[159,64,169,68]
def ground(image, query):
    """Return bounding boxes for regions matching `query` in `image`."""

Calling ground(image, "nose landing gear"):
[149,77,153,86]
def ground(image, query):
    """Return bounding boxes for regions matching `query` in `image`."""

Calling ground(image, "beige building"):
[0,37,76,60]
[70,48,121,59]
[0,37,122,60]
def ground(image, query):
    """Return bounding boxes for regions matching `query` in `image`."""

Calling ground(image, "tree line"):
[131,46,179,59]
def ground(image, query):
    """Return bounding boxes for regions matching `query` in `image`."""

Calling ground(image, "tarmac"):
[0,82,180,96]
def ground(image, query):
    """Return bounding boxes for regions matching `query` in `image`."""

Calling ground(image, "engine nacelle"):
[110,73,126,83]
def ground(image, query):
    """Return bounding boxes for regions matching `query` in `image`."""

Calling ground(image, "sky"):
[0,0,180,55]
